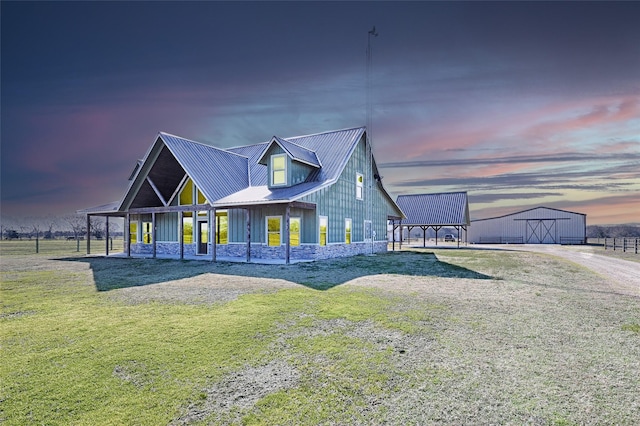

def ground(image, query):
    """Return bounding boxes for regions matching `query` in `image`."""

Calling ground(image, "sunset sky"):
[2,2,639,225]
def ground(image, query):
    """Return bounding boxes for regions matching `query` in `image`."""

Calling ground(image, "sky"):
[2,1,639,225]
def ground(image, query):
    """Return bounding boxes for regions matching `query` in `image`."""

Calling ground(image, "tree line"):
[1,214,123,241]
[587,224,640,238]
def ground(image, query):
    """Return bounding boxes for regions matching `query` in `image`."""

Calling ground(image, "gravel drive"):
[481,244,640,297]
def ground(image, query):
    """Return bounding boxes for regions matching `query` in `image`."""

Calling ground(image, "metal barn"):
[468,206,586,245]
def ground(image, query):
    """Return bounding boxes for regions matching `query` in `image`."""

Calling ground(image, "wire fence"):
[0,238,125,256]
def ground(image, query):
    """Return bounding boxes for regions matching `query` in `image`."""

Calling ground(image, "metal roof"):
[104,126,399,211]
[471,206,586,223]
[396,192,470,226]
[213,182,320,207]
[215,127,366,205]
[77,201,121,215]
[258,136,321,168]
[159,133,249,203]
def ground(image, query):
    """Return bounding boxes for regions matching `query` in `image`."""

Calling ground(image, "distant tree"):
[91,217,105,240]
[64,214,86,239]
[4,229,19,240]
[587,225,607,238]
[43,218,56,240]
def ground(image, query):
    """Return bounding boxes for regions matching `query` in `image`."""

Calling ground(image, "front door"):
[197,221,208,254]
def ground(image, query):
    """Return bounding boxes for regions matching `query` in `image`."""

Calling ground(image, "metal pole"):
[367,26,378,255]
[126,214,131,257]
[285,205,291,265]
[152,212,157,258]
[214,207,218,262]
[105,216,110,256]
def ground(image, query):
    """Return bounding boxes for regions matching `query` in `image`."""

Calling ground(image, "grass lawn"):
[1,247,638,425]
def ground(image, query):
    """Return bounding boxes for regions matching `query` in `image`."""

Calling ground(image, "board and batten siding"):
[300,135,391,244]
[468,207,586,244]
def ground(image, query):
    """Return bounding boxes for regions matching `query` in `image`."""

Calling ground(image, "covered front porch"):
[84,201,318,265]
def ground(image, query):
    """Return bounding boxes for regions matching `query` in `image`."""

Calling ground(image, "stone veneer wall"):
[128,240,388,261]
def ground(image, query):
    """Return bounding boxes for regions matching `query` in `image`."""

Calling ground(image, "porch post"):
[285,204,290,265]
[392,220,395,252]
[105,216,110,256]
[179,211,184,260]
[212,208,217,262]
[399,220,402,250]
[126,214,131,257]
[246,208,251,263]
[152,212,157,258]
[86,215,91,254]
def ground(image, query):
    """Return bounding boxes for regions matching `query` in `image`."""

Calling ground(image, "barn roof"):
[470,206,586,222]
[396,192,470,226]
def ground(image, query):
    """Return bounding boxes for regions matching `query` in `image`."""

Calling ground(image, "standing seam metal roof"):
[109,126,388,211]
[396,192,470,225]
[159,133,249,203]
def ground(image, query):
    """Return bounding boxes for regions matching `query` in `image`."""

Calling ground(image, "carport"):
[393,192,470,248]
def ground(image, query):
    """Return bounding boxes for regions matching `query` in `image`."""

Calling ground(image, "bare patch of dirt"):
[171,359,299,425]
[107,273,299,305]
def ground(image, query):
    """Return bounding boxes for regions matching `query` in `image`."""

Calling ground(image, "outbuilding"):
[468,206,586,245]
[393,192,470,248]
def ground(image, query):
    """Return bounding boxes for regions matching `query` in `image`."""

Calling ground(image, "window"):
[345,218,352,244]
[356,173,364,200]
[197,188,207,205]
[215,211,228,244]
[267,216,282,246]
[179,179,193,205]
[183,214,193,244]
[142,221,153,244]
[271,154,287,186]
[364,220,372,242]
[290,217,300,247]
[319,216,328,246]
[129,221,138,243]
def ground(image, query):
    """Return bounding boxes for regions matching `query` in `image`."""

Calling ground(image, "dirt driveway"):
[479,244,640,297]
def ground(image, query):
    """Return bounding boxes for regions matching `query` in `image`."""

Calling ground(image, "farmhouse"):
[81,127,404,263]
[467,206,587,245]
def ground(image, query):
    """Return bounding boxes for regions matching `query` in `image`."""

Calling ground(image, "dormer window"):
[271,154,287,186]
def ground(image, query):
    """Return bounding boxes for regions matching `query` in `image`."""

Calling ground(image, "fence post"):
[604,237,607,250]
[613,238,616,251]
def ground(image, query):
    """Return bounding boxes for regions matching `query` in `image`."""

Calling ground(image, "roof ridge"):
[159,132,249,159]
[284,126,366,141]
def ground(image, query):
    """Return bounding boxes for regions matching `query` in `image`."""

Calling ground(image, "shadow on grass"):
[58,250,492,292]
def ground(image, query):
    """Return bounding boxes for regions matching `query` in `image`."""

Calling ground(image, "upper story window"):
[180,179,194,205]
[356,173,364,200]
[271,154,287,186]
[179,178,207,205]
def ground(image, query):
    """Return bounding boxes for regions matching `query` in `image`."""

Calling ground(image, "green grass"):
[0,238,124,256]
[1,249,639,425]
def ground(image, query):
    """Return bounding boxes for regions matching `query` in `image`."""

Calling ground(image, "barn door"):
[526,219,556,244]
